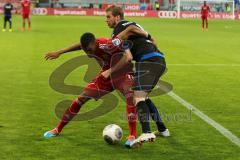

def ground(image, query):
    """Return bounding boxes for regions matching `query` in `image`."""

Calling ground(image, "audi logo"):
[158,11,177,18]
[33,8,48,15]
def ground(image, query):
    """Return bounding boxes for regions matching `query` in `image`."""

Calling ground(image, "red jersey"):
[201,5,210,16]
[94,38,126,71]
[84,38,133,100]
[21,0,31,14]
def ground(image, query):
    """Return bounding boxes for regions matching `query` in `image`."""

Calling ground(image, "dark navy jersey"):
[4,3,13,16]
[112,20,158,61]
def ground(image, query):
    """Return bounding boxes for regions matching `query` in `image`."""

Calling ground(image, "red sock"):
[56,99,84,133]
[127,104,137,138]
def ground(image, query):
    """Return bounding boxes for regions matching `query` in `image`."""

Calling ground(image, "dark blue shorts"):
[4,15,12,21]
[133,53,166,91]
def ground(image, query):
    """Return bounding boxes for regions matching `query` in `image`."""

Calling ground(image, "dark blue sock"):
[136,101,151,133]
[146,98,167,132]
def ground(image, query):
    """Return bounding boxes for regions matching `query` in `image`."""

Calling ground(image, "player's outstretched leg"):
[44,96,90,138]
[146,98,170,137]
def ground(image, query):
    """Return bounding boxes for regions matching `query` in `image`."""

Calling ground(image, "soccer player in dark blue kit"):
[103,5,170,148]
[2,0,14,32]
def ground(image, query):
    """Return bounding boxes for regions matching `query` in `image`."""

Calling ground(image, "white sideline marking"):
[168,64,240,67]
[167,91,240,147]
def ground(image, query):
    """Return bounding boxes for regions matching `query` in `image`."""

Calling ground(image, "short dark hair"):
[80,32,95,49]
[106,5,124,20]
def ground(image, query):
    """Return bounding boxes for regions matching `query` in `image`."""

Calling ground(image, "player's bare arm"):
[117,25,148,40]
[117,25,158,48]
[101,49,133,79]
[45,43,81,60]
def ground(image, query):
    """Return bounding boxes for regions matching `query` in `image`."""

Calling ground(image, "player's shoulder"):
[97,37,121,46]
[119,20,136,27]
[114,21,136,31]
[96,37,122,53]
[96,38,110,44]
[96,38,110,50]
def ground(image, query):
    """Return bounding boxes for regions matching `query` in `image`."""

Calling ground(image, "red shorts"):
[201,15,208,20]
[22,13,30,19]
[83,72,133,100]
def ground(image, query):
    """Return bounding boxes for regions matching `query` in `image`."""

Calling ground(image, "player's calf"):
[43,96,90,139]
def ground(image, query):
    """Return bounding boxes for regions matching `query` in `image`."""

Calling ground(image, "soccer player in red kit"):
[44,33,137,147]
[201,1,210,31]
[21,0,31,30]
[43,33,140,147]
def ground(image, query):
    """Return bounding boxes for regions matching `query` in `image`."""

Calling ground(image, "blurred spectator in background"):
[216,3,224,12]
[155,1,160,10]
[169,0,175,10]
[89,3,93,9]
[78,4,81,8]
[35,0,39,8]
[148,3,153,10]
[140,3,147,10]
[225,3,231,12]
[99,3,102,9]
[51,0,62,8]
[234,0,239,11]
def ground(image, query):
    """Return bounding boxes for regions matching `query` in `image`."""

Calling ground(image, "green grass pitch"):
[0,15,240,160]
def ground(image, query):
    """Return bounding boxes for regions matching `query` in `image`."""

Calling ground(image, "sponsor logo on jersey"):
[112,38,121,47]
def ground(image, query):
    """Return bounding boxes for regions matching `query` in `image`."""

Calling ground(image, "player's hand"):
[45,51,61,60]
[101,69,111,79]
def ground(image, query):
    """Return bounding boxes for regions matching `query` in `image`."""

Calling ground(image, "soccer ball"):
[102,124,123,145]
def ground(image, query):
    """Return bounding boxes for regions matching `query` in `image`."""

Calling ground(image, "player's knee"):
[133,97,146,106]
[133,91,148,105]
